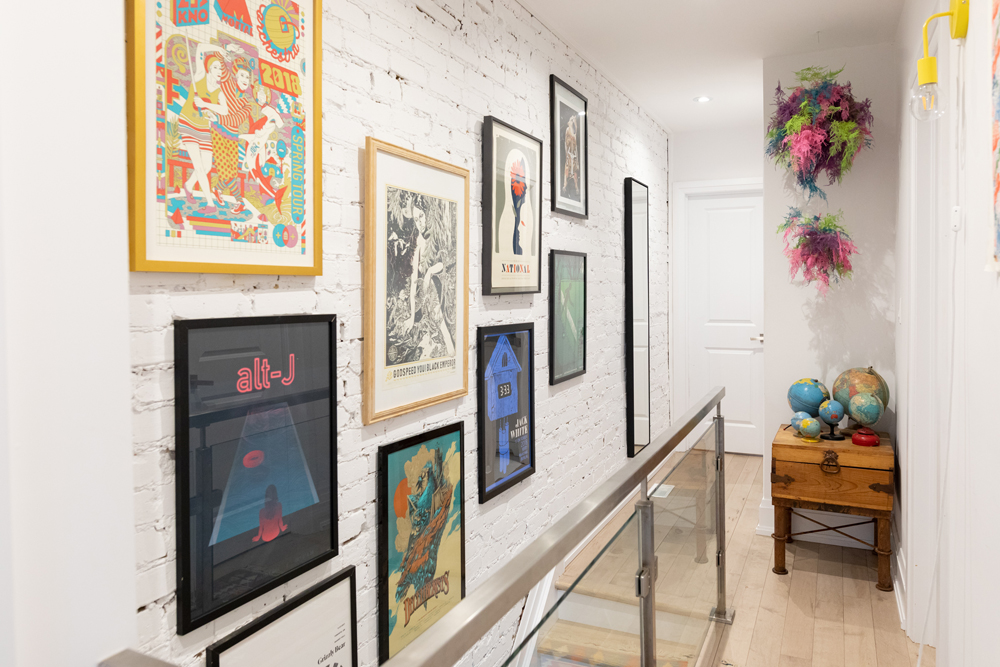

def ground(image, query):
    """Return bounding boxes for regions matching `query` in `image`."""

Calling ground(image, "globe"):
[848,393,884,428]
[798,417,822,441]
[790,411,811,431]
[818,399,845,426]
[833,367,889,414]
[787,378,831,416]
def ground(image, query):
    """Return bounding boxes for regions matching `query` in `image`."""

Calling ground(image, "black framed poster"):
[378,422,466,663]
[174,314,337,635]
[477,323,536,502]
[549,250,587,385]
[550,75,588,219]
[482,116,543,295]
[207,565,357,667]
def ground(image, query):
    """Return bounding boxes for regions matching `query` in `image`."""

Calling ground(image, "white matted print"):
[482,117,543,295]
[550,75,588,219]
[127,0,322,274]
[207,566,357,667]
[364,138,470,424]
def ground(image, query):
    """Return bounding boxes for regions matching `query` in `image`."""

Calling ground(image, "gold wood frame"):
[126,0,323,275]
[363,137,470,425]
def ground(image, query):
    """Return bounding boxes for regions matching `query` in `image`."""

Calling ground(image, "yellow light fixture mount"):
[916,0,969,87]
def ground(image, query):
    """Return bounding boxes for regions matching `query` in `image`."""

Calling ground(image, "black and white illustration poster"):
[364,138,469,424]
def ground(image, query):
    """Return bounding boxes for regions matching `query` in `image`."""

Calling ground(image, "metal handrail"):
[382,386,726,667]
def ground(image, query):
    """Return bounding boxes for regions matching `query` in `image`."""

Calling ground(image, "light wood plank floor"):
[549,452,934,667]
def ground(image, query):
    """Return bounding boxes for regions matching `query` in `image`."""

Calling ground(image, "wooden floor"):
[548,452,935,667]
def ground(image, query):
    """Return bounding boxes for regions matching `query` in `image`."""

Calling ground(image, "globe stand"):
[820,422,845,441]
[852,426,880,447]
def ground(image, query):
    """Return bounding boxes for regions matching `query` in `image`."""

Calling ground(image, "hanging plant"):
[777,208,859,296]
[766,66,873,200]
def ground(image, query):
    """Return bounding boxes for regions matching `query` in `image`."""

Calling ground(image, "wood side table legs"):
[772,505,791,575]
[875,517,893,592]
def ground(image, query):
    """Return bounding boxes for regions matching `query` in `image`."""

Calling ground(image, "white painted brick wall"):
[129,0,670,665]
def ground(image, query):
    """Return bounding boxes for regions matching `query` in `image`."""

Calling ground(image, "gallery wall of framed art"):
[120,0,672,663]
[126,0,323,275]
[173,314,338,634]
[363,137,471,425]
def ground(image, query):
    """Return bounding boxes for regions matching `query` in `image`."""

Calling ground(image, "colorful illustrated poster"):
[477,324,535,502]
[993,0,1000,271]
[483,117,543,294]
[550,76,588,219]
[378,424,465,663]
[208,566,357,667]
[364,139,470,424]
[549,250,587,385]
[174,315,336,634]
[127,0,321,274]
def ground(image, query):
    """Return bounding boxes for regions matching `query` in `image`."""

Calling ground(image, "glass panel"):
[649,423,718,664]
[503,423,721,667]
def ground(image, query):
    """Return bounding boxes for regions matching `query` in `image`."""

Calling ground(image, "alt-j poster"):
[379,425,465,662]
[134,0,320,273]
[175,315,335,633]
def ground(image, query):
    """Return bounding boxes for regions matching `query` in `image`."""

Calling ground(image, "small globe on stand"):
[818,399,846,441]
[848,393,884,446]
[787,378,831,417]
[790,411,811,437]
[798,418,822,443]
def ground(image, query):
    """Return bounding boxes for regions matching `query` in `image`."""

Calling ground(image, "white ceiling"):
[516,0,905,134]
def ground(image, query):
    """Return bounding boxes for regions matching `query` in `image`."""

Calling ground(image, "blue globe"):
[798,417,822,440]
[848,393,884,428]
[790,411,811,431]
[818,399,845,426]
[787,378,831,417]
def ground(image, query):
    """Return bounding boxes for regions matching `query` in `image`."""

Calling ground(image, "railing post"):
[711,405,736,624]
[636,478,657,666]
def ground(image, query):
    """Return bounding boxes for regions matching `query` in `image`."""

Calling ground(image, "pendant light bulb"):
[911,82,944,121]
[911,56,944,121]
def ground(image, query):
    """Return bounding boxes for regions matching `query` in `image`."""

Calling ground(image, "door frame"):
[670,178,764,422]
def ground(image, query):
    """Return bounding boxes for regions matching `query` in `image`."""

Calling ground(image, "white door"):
[685,192,764,455]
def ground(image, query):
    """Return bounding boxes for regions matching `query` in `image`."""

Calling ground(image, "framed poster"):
[477,323,536,502]
[378,423,466,662]
[363,138,470,424]
[482,116,543,295]
[206,565,357,667]
[126,0,323,275]
[174,314,337,634]
[549,250,587,385]
[550,75,588,219]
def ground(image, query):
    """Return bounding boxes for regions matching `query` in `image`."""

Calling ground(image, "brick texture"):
[130,0,670,665]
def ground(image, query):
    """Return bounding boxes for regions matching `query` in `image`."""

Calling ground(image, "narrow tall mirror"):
[625,178,650,457]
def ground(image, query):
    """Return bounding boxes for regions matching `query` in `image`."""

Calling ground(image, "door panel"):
[687,194,764,454]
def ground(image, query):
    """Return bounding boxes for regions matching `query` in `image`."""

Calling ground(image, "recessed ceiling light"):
[695,96,711,103]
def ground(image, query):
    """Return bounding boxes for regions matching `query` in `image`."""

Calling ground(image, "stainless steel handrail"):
[382,386,726,667]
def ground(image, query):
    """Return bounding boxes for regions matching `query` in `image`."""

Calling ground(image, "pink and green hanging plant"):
[778,207,859,296]
[766,66,874,200]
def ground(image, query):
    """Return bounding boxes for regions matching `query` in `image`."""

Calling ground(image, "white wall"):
[0,1,138,666]
[129,1,671,666]
[895,0,1000,663]
[670,123,763,184]
[760,43,901,548]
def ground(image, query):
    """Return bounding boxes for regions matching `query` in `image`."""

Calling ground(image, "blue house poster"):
[478,324,535,502]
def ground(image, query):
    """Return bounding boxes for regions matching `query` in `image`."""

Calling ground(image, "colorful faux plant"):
[766,66,874,200]
[778,208,859,296]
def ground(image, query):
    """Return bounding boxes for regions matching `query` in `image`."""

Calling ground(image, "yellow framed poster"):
[126,0,322,274]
